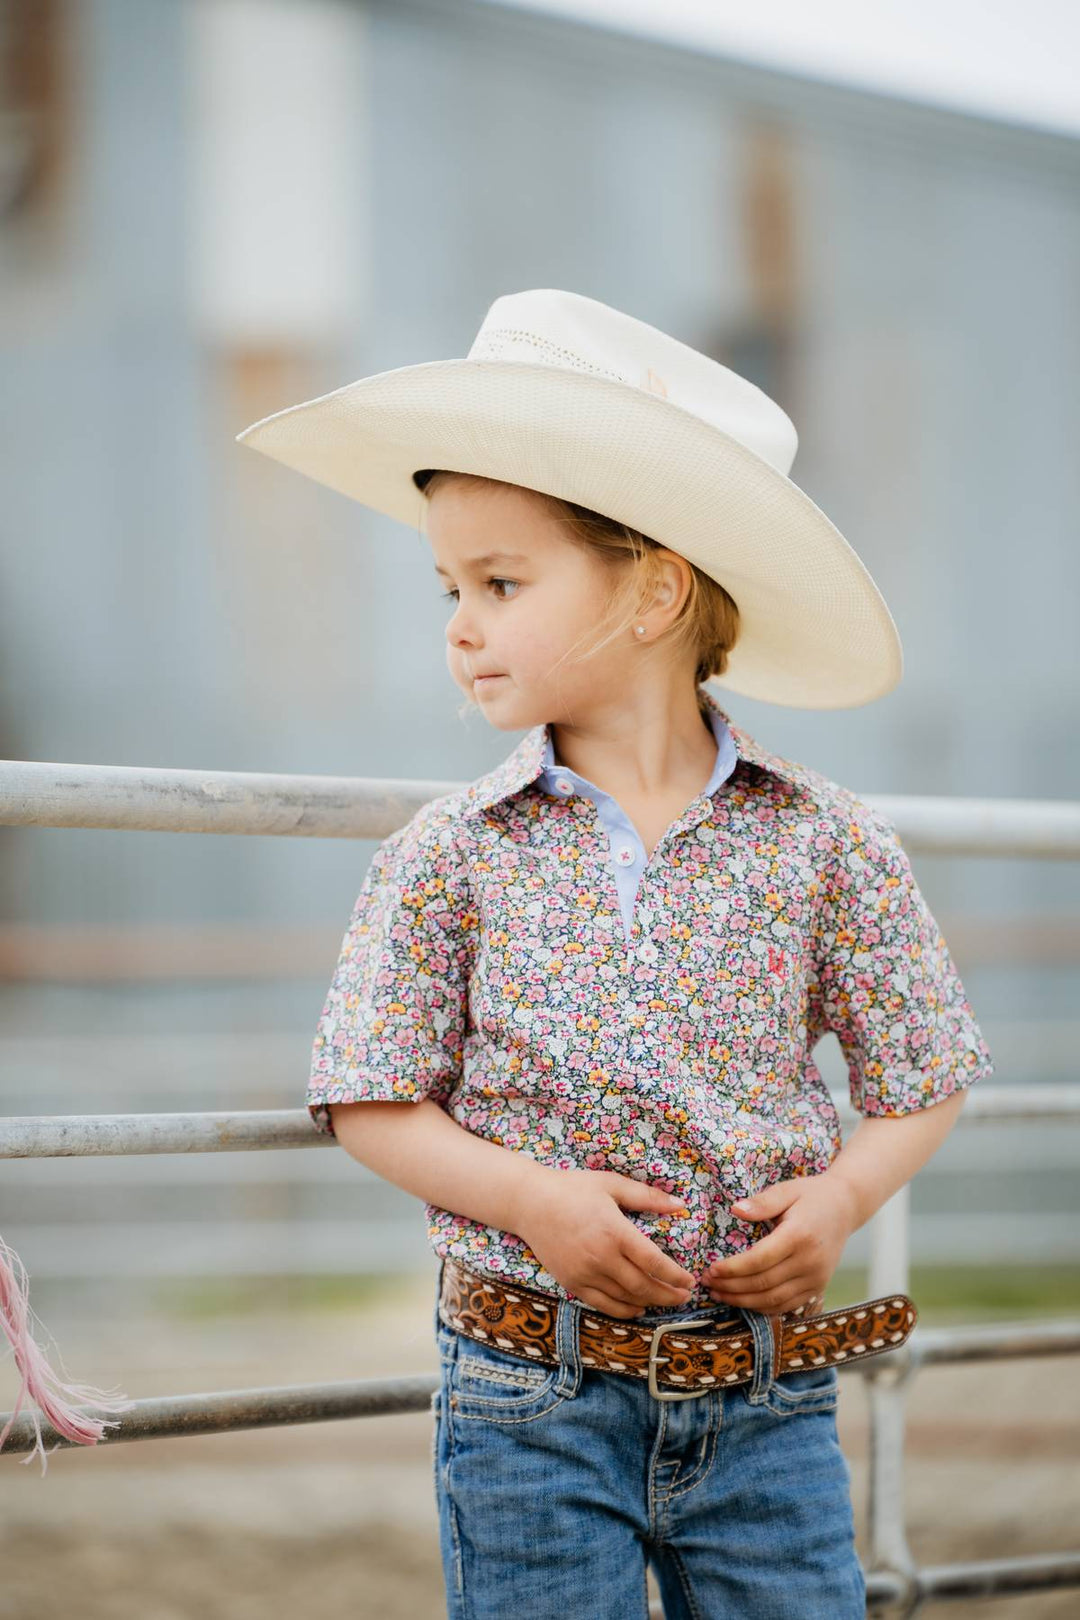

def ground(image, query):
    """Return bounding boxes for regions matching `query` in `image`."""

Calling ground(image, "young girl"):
[237,289,994,1618]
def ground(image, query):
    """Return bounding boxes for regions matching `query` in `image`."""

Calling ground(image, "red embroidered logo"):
[767,945,788,976]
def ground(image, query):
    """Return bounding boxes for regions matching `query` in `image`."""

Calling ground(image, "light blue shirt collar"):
[537,703,738,802]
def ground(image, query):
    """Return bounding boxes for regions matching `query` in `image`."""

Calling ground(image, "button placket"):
[618,799,713,954]
[590,798,637,949]
[549,779,716,958]
[567,797,636,957]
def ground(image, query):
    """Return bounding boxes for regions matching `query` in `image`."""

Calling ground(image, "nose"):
[445,600,478,650]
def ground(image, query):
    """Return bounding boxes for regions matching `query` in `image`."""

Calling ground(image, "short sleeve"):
[810,803,994,1116]
[306,819,475,1136]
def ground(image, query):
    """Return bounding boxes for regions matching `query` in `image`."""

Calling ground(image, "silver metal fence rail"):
[4,758,1080,855]
[2,756,1079,1618]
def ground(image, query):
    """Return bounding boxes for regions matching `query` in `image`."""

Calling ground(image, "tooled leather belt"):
[439,1257,918,1400]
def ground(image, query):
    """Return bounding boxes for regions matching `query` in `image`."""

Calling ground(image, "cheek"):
[518,608,580,661]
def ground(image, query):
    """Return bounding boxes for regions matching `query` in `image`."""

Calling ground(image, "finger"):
[708,1262,806,1299]
[705,1252,797,1292]
[770,1283,823,1316]
[620,1230,696,1291]
[577,1285,646,1320]
[707,1232,795,1279]
[604,1174,689,1217]
[710,1272,819,1314]
[605,1253,690,1308]
[706,1252,803,1293]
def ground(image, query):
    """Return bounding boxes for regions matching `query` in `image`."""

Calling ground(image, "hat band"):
[468,326,667,397]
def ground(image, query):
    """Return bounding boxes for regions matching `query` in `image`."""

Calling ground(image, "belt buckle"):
[646,1316,720,1402]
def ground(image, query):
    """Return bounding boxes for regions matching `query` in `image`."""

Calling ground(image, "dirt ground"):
[1,1274,1077,1620]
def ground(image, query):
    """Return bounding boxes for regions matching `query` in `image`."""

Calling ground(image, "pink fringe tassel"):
[0,1233,137,1476]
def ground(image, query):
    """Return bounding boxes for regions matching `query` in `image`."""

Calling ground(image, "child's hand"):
[701,1174,861,1316]
[512,1168,698,1319]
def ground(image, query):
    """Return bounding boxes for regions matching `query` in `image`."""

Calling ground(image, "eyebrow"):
[432,551,530,579]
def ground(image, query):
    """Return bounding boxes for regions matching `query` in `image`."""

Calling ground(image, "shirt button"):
[555,777,573,795]
[615,845,636,865]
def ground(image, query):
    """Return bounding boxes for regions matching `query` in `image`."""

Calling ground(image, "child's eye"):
[440,578,519,603]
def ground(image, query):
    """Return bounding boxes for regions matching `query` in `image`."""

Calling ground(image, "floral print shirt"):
[307,685,994,1308]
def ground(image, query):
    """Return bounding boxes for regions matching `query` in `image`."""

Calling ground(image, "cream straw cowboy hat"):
[235,287,902,709]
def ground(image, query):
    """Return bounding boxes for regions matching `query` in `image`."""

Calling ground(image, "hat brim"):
[236,358,902,710]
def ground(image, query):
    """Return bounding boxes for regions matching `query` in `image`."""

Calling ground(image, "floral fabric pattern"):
[307,686,993,1308]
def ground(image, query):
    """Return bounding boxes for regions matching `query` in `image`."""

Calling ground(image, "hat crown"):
[467,288,798,477]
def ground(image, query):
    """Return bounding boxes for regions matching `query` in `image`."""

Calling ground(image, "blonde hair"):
[414,469,740,717]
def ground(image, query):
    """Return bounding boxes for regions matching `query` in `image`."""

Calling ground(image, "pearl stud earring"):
[635,625,646,636]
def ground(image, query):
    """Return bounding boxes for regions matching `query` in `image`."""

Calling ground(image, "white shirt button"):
[615,845,636,865]
[555,777,573,795]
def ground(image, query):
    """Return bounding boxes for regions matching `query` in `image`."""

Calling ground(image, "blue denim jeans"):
[431,1265,866,1619]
